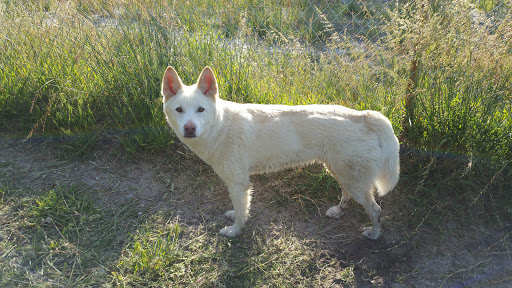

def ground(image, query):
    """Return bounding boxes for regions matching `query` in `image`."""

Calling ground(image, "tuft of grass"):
[0,186,140,287]
[473,0,509,12]
[59,132,100,158]
[119,126,176,155]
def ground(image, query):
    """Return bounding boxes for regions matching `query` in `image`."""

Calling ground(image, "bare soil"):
[1,133,511,287]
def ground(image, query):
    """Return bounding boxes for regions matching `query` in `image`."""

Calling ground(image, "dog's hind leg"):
[326,161,382,239]
[350,187,382,240]
[219,180,253,237]
[340,182,382,239]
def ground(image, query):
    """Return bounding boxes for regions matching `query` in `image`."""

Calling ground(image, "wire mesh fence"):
[1,0,511,157]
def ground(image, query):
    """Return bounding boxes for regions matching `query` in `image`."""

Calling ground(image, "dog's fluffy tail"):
[365,111,400,196]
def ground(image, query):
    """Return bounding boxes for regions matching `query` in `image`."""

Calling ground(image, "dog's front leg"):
[219,181,252,237]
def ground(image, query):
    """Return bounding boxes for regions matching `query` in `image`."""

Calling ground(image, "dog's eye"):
[197,107,205,112]
[176,107,183,113]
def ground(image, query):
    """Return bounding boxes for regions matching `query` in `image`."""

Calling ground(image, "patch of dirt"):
[1,133,511,287]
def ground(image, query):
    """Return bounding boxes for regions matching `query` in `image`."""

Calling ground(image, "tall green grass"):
[386,0,512,159]
[0,1,170,135]
[0,0,510,160]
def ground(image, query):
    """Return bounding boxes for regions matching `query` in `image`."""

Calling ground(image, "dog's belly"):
[249,146,322,174]
[250,159,318,174]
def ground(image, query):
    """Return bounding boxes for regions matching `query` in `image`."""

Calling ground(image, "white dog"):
[162,66,399,240]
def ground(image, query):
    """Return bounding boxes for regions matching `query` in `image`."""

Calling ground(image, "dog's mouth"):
[184,133,197,138]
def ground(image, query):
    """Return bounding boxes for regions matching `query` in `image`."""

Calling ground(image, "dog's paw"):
[224,210,235,221]
[219,225,241,237]
[362,227,380,240]
[325,206,343,218]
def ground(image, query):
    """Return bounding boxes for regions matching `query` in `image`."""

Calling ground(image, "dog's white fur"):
[162,66,400,240]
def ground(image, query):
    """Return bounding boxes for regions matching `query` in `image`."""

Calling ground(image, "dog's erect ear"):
[197,66,217,100]
[162,66,183,103]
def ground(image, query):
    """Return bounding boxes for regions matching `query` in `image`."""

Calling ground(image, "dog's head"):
[161,66,218,139]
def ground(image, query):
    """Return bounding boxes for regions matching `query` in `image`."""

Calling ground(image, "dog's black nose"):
[184,122,196,137]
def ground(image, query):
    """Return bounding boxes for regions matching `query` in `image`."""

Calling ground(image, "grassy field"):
[0,0,510,158]
[1,0,512,286]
